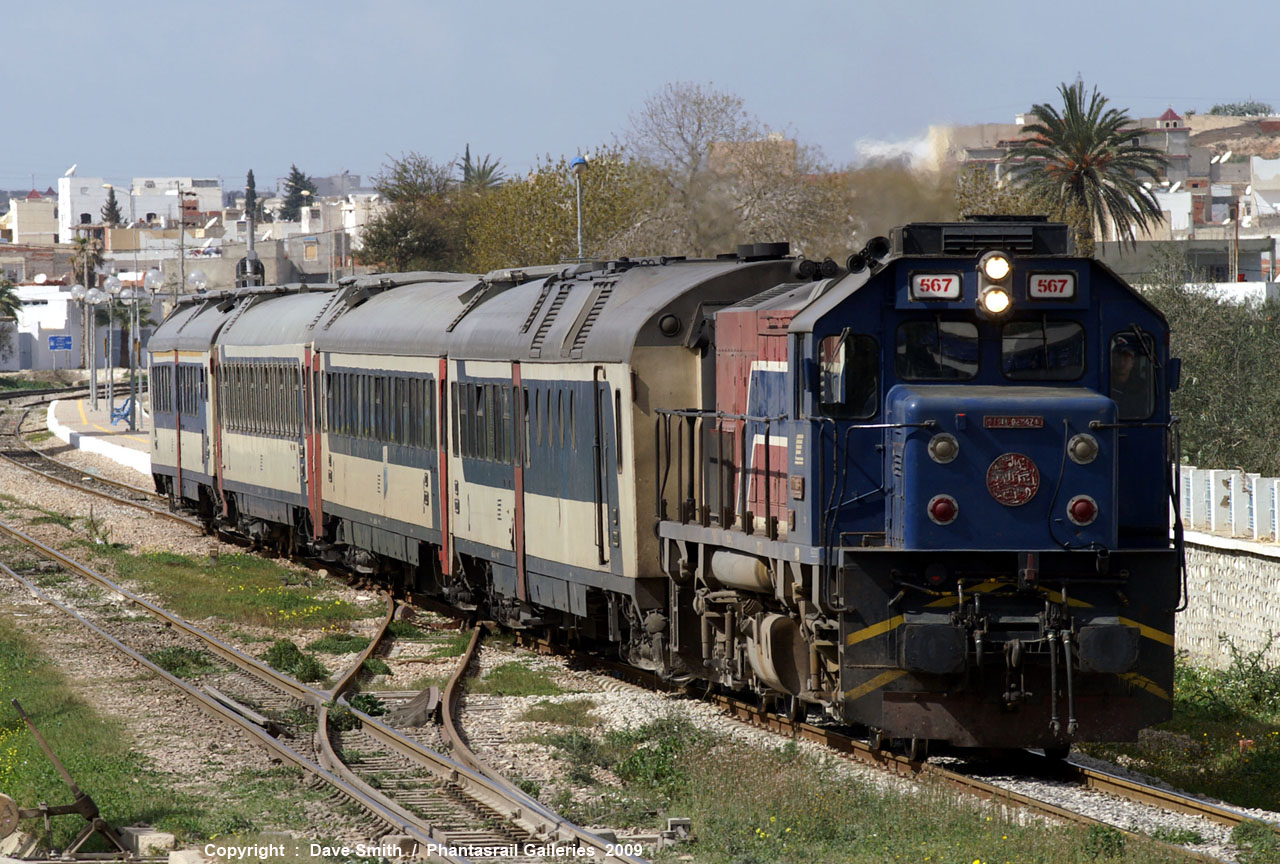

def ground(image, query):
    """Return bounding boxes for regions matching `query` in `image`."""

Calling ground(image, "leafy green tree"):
[464,147,663,272]
[459,144,504,189]
[357,153,467,272]
[1005,81,1168,249]
[279,164,317,221]
[100,187,124,227]
[1144,247,1280,474]
[373,152,454,202]
[1207,101,1273,116]
[955,165,1093,254]
[244,169,259,221]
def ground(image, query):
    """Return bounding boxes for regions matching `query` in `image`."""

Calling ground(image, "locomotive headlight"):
[977,251,1014,317]
[981,253,1012,281]
[980,288,1011,314]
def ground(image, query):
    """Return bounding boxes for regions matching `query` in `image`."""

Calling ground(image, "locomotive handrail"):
[655,407,787,422]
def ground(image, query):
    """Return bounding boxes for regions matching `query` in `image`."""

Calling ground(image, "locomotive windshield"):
[1000,319,1086,381]
[895,319,979,381]
[1110,332,1154,420]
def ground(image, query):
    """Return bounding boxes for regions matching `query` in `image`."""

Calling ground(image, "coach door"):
[593,368,621,566]
[513,362,527,600]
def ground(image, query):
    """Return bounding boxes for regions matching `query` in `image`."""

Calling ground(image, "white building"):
[58,175,222,240]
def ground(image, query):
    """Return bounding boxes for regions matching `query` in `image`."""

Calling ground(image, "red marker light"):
[928,495,959,525]
[1067,495,1098,526]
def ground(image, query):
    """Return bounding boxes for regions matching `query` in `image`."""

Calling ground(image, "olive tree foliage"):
[622,81,852,259]
[955,166,1093,255]
[1142,247,1280,475]
[465,148,663,272]
[1207,101,1273,116]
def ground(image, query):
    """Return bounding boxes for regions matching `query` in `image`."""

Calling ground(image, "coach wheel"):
[908,736,929,762]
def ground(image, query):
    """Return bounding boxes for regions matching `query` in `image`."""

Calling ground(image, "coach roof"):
[313,258,794,362]
[148,296,237,353]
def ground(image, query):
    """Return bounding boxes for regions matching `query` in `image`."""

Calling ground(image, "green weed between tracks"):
[87,547,369,629]
[466,661,561,696]
[1081,639,1280,812]
[0,617,320,850]
[531,714,1202,863]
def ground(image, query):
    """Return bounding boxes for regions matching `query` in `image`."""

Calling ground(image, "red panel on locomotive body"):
[713,306,796,530]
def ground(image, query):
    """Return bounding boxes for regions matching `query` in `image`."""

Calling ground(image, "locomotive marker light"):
[1067,433,1099,464]
[927,432,959,463]
[1067,494,1098,526]
[927,494,959,525]
[977,251,1014,317]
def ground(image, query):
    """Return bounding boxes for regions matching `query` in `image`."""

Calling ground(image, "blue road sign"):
[48,335,72,351]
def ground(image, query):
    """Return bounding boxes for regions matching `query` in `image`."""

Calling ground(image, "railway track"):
[0,402,197,530]
[0,517,647,863]
[11,386,1263,861]
[514,636,1277,863]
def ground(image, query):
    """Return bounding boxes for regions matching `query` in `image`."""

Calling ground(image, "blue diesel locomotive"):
[149,217,1181,755]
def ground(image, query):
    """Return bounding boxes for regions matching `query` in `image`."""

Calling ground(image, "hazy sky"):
[6,0,1275,194]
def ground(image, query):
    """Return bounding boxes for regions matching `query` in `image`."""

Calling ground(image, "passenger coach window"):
[1001,320,1085,380]
[895,320,979,380]
[1110,332,1154,420]
[818,334,879,419]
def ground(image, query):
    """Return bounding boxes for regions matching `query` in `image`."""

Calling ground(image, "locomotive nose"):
[885,384,1118,550]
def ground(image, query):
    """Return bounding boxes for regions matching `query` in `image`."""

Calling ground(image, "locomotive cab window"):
[1001,319,1085,380]
[895,319,979,381]
[1110,332,1155,420]
[818,333,879,419]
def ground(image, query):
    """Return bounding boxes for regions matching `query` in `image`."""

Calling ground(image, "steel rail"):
[517,636,1238,863]
[0,517,624,861]
[0,405,199,530]
[0,551,460,863]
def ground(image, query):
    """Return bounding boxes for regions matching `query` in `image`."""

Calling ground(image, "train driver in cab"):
[1110,332,1153,419]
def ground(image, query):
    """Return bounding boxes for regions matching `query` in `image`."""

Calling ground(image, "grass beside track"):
[87,547,371,629]
[531,714,1205,864]
[1080,645,1280,862]
[0,614,322,850]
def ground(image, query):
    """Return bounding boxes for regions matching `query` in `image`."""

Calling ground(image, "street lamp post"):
[142,269,164,431]
[104,276,122,418]
[570,156,588,261]
[69,284,86,378]
[84,287,106,411]
[168,183,198,307]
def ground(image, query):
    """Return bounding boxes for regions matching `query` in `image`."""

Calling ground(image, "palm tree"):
[459,144,504,189]
[0,278,18,363]
[0,278,19,320]
[69,235,104,287]
[1006,81,1168,249]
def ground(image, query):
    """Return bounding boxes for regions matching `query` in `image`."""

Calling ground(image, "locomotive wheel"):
[1042,745,1071,761]
[907,736,929,762]
[868,727,886,750]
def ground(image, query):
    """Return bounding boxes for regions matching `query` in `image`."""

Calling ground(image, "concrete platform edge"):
[47,400,152,478]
